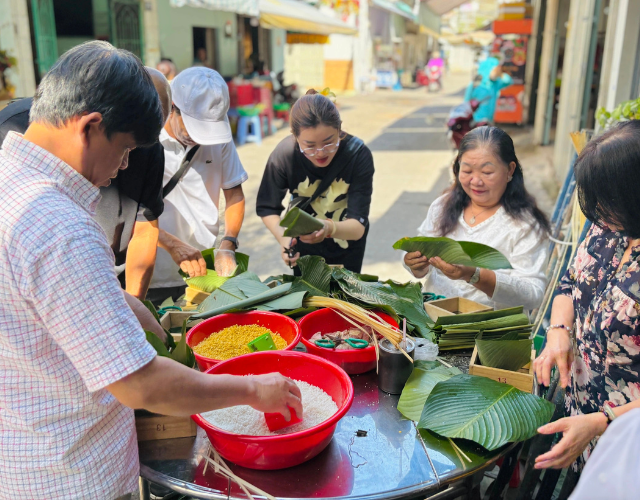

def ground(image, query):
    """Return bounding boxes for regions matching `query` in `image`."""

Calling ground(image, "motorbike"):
[273,70,300,105]
[446,99,489,150]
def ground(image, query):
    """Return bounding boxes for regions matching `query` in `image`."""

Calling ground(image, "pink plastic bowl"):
[298,308,398,374]
[187,311,301,371]
[192,350,354,470]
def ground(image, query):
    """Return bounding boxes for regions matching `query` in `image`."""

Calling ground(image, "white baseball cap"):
[171,67,232,145]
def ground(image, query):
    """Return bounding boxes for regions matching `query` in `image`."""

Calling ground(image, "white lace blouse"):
[406,195,549,310]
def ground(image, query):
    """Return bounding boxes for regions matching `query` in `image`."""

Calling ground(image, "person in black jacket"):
[256,89,374,273]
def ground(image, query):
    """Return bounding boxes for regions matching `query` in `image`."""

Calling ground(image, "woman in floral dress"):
[533,120,640,472]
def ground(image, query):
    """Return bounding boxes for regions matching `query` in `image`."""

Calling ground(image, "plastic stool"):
[236,115,262,146]
[259,108,275,136]
[275,109,290,122]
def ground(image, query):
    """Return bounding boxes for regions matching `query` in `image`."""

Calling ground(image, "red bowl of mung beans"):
[186,311,302,371]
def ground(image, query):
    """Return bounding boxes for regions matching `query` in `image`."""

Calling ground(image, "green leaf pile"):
[182,249,250,293]
[418,374,554,450]
[476,332,533,372]
[393,236,512,270]
[434,307,532,350]
[280,207,324,237]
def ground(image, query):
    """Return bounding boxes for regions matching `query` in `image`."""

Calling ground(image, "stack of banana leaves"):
[191,255,436,341]
[434,306,532,351]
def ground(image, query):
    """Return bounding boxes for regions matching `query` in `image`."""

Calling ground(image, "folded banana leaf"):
[418,374,554,450]
[280,207,324,237]
[192,283,293,319]
[476,331,533,371]
[183,250,250,293]
[393,237,512,270]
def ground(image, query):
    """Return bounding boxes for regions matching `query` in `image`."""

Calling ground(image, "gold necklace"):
[468,206,493,225]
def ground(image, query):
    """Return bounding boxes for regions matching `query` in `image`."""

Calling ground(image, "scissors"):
[314,337,369,349]
[283,239,298,269]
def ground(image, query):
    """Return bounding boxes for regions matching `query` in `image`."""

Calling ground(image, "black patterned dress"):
[556,225,640,470]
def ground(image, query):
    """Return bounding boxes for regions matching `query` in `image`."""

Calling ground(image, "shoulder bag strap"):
[294,137,365,212]
[162,145,201,198]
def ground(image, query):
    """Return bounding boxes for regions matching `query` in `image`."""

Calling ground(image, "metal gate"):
[30,0,58,78]
[110,0,145,61]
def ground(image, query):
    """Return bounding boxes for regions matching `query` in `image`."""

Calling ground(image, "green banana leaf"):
[289,256,332,296]
[254,291,308,311]
[280,207,324,237]
[435,306,524,327]
[398,364,462,421]
[170,320,196,368]
[193,283,293,319]
[198,272,269,313]
[476,332,533,371]
[145,330,171,357]
[418,375,554,451]
[393,237,512,270]
[159,296,175,309]
[331,267,434,340]
[200,248,250,272]
[183,251,250,293]
[143,300,161,322]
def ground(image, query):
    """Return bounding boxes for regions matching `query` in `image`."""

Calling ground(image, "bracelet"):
[545,324,573,335]
[326,219,337,238]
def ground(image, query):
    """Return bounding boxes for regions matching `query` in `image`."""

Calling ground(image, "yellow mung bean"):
[193,324,288,360]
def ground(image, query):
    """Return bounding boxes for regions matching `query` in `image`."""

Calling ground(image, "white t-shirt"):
[151,130,248,289]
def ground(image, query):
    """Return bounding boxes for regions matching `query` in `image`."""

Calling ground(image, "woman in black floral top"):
[533,120,640,472]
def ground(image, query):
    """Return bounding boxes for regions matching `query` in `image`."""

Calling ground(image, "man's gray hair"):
[30,41,163,147]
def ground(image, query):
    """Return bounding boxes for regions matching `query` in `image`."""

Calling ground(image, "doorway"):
[193,27,218,70]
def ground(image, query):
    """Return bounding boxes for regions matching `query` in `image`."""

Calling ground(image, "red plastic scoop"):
[264,406,302,432]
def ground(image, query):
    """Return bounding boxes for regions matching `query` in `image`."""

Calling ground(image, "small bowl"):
[192,351,354,470]
[298,308,398,374]
[187,311,301,371]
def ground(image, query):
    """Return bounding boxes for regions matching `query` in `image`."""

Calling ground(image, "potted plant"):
[0,50,17,100]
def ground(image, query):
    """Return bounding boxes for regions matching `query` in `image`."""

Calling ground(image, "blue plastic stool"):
[236,115,262,146]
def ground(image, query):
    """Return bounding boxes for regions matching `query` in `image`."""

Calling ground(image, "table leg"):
[139,477,151,500]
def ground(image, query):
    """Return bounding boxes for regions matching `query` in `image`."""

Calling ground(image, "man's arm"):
[158,229,207,278]
[107,356,303,419]
[219,184,245,251]
[125,220,159,300]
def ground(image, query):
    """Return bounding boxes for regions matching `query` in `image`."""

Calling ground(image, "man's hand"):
[248,372,303,421]
[158,230,206,278]
[533,328,573,388]
[535,414,607,469]
[404,251,430,278]
[214,248,237,277]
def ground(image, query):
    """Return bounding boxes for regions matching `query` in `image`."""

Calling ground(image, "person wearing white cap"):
[147,67,247,305]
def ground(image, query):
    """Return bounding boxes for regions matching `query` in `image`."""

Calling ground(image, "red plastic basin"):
[192,351,354,470]
[298,308,398,374]
[187,311,301,371]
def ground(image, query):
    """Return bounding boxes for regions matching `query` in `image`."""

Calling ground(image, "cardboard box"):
[160,311,202,342]
[135,411,198,441]
[424,297,493,322]
[469,346,535,393]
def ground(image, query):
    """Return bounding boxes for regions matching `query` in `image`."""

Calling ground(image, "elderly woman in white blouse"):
[404,126,550,311]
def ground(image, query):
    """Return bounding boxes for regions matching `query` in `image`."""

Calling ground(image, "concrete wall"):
[156,2,238,76]
[142,0,161,67]
[596,0,640,116]
[284,43,324,91]
[270,28,286,75]
[0,0,36,97]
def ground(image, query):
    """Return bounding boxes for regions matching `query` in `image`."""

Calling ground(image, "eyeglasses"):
[299,140,340,157]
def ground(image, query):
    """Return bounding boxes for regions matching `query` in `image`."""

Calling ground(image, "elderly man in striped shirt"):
[0,41,301,500]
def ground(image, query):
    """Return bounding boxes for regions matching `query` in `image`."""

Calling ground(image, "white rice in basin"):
[201,379,338,436]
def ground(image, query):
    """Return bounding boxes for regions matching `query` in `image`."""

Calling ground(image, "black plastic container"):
[377,338,415,394]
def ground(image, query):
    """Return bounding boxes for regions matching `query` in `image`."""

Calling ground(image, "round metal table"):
[139,370,514,500]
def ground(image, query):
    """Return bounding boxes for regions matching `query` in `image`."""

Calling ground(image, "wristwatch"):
[220,236,239,249]
[468,267,481,284]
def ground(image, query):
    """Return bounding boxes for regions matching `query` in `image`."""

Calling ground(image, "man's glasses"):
[299,140,340,157]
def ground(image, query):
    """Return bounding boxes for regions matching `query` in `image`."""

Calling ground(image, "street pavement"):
[227,71,558,283]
